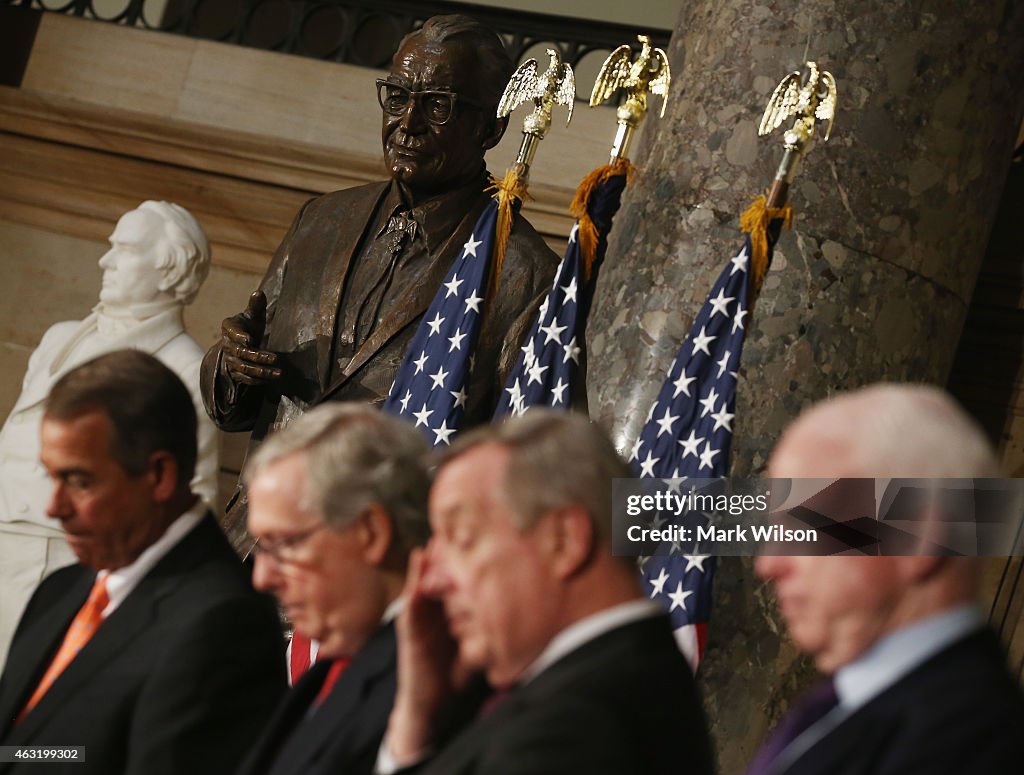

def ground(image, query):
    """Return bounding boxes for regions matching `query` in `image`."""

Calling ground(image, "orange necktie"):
[18,576,109,721]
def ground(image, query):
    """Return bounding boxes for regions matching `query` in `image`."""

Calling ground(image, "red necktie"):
[313,658,351,707]
[19,576,109,721]
[289,632,316,685]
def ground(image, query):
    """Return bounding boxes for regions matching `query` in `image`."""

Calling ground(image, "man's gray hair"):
[137,200,211,305]
[245,404,431,552]
[439,408,630,542]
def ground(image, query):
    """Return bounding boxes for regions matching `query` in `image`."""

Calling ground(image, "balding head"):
[769,383,999,479]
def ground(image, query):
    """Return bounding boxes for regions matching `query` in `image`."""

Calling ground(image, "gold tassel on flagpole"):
[569,158,635,282]
[740,194,793,304]
[487,167,530,303]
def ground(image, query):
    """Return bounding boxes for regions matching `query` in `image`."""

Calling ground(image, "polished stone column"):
[586,1,1024,769]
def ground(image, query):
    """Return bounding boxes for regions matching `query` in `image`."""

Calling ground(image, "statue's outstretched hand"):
[220,291,282,386]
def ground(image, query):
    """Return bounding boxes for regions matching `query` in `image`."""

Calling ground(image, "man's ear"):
[480,114,509,151]
[539,505,595,580]
[147,451,180,502]
[358,504,395,566]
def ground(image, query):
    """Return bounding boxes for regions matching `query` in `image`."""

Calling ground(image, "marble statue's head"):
[98,201,211,309]
[379,15,514,199]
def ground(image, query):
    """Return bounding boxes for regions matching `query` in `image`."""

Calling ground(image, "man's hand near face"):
[385,547,474,764]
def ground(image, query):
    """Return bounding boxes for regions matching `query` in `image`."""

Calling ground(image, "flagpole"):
[745,60,837,304]
[759,60,837,210]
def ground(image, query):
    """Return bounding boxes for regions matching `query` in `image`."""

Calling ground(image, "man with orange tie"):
[0,350,286,774]
[237,403,430,775]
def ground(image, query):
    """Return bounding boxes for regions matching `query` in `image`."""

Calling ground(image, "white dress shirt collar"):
[382,596,405,626]
[834,603,984,711]
[518,599,661,686]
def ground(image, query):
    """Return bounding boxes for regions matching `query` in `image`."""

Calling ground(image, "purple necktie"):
[745,678,839,775]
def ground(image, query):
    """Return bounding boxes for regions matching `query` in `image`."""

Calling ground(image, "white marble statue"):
[0,201,219,663]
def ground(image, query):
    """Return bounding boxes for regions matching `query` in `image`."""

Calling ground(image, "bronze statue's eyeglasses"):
[376,79,481,126]
[251,523,328,565]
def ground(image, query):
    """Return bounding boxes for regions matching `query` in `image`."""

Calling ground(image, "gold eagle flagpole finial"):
[590,34,671,164]
[487,50,573,303]
[497,48,576,181]
[740,61,837,306]
[758,60,837,207]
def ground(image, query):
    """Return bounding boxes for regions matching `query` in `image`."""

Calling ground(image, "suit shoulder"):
[155,518,259,599]
[19,564,89,621]
[885,629,1024,720]
[488,617,712,773]
[34,562,88,592]
[509,211,560,266]
[302,182,390,218]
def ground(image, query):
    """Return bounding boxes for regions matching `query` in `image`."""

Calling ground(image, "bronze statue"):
[201,15,558,540]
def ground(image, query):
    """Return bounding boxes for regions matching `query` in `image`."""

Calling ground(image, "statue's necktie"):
[384,211,418,258]
[18,575,109,721]
[745,678,838,775]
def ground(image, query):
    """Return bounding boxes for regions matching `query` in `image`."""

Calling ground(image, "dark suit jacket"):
[414,615,714,775]
[238,623,397,775]
[779,629,1024,775]
[0,515,287,775]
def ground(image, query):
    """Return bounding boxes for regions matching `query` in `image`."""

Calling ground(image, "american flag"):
[629,234,756,669]
[493,222,582,417]
[382,201,498,446]
[494,168,627,417]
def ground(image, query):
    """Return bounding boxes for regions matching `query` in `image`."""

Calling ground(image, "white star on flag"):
[691,326,715,357]
[413,404,432,428]
[432,420,456,446]
[667,582,693,612]
[677,430,703,459]
[708,288,734,318]
[649,567,670,597]
[443,275,463,297]
[427,313,445,336]
[561,276,578,303]
[672,372,695,398]
[699,388,720,417]
[429,367,448,390]
[464,291,483,314]
[448,329,467,352]
[462,233,482,257]
[655,406,679,437]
